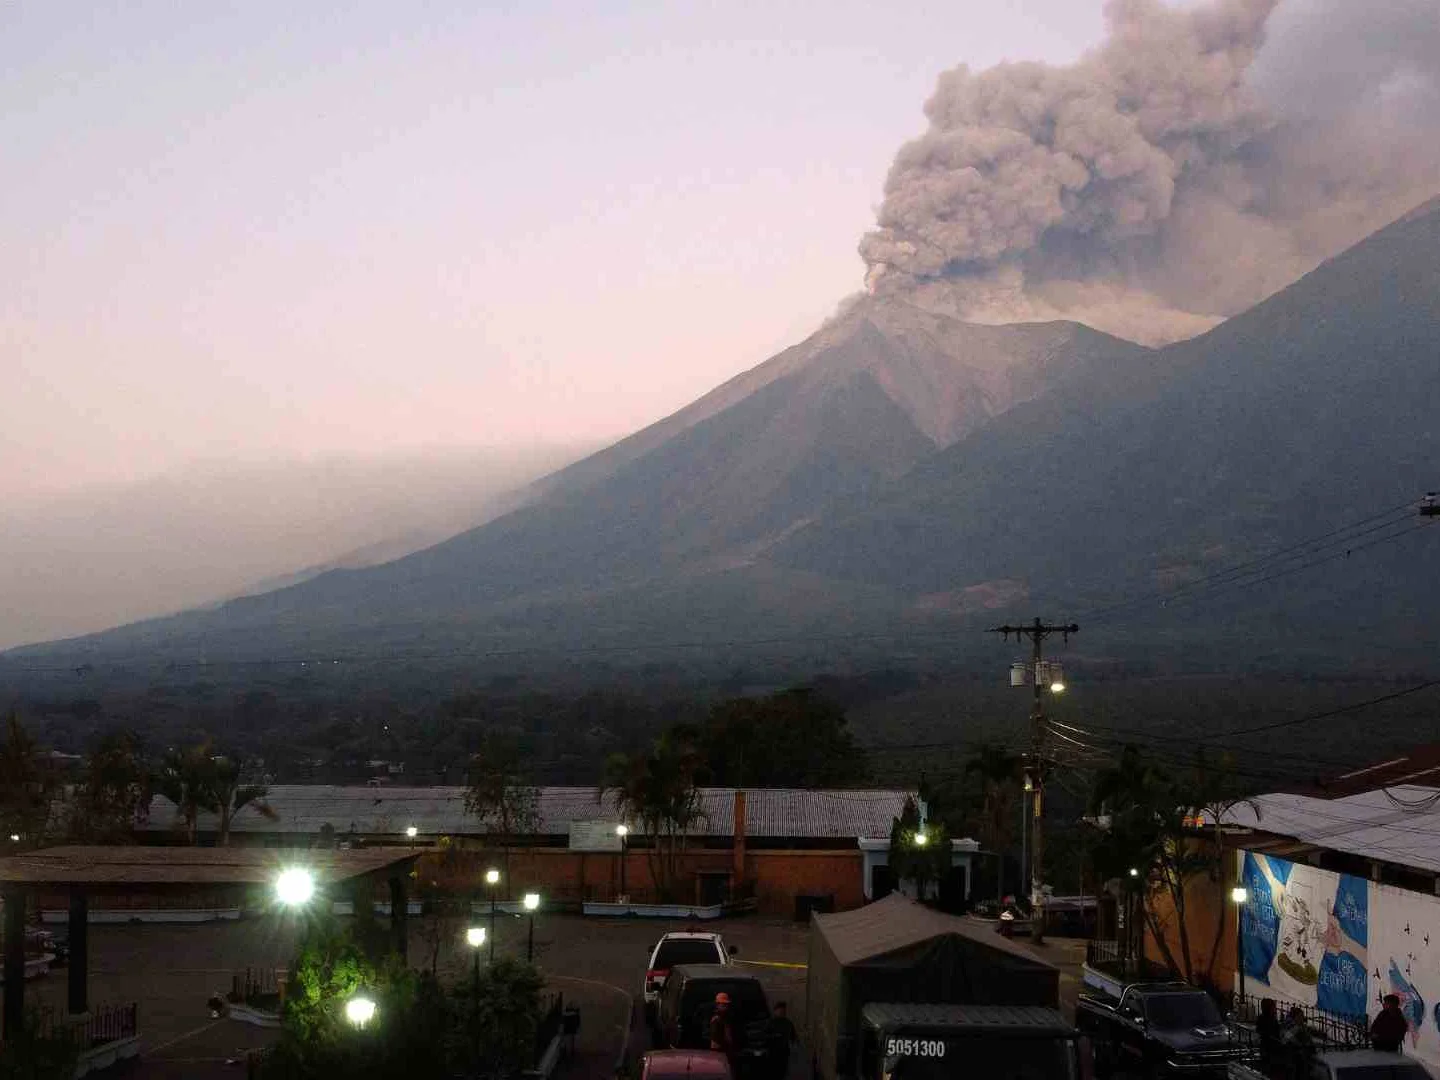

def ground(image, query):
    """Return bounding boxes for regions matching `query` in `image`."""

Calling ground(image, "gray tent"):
[806,894,1060,1080]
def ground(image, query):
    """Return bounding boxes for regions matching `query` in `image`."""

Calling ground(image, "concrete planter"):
[582,901,726,920]
[331,899,423,917]
[42,908,241,924]
[1081,962,1126,1000]
[73,1035,140,1078]
[229,1003,283,1029]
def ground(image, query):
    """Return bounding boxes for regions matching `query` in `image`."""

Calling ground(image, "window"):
[655,939,723,968]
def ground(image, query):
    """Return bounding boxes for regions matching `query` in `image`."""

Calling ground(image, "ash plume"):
[861,0,1440,345]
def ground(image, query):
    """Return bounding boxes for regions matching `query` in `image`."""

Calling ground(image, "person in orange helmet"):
[709,992,737,1062]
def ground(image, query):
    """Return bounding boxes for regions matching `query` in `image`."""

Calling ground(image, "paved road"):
[3,914,1084,1079]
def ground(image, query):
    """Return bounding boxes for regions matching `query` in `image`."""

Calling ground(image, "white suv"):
[642,931,736,1022]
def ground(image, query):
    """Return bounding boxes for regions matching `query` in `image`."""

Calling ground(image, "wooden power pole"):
[990,617,1077,944]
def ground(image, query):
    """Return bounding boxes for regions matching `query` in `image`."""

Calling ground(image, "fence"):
[232,966,284,1006]
[20,1002,138,1050]
[534,992,564,1066]
[1230,994,1369,1050]
[1084,939,1174,983]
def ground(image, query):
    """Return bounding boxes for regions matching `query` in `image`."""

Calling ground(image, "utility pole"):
[990,617,1077,944]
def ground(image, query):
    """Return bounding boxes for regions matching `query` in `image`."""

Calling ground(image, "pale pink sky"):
[2,2,1110,496]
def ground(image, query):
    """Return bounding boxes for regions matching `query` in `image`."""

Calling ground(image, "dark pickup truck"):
[1075,981,1245,1078]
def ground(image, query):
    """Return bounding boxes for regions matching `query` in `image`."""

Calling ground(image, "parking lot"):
[4,912,1082,1078]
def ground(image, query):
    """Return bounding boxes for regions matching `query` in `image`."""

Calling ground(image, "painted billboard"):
[1240,850,1440,1068]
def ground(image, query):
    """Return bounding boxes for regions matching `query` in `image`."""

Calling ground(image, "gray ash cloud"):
[861,0,1440,344]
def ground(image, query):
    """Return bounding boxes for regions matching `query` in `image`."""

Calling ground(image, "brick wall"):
[415,845,865,916]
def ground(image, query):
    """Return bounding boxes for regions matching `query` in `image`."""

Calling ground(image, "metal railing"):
[20,1002,138,1050]
[1231,995,1369,1050]
[534,992,564,1065]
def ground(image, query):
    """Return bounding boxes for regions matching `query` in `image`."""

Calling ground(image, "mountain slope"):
[772,197,1440,664]
[0,306,1144,664]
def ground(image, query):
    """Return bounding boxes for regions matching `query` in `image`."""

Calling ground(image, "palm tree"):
[964,744,1022,902]
[156,744,219,844]
[600,731,704,902]
[212,754,276,845]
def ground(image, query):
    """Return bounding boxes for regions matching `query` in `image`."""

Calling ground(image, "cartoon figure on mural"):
[1278,887,1322,986]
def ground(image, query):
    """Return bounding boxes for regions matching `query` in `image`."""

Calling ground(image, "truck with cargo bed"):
[1227,1048,1434,1079]
[1074,981,1245,1078]
[807,893,1087,1080]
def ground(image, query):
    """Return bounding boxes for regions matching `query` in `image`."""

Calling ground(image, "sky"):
[1,1,1112,498]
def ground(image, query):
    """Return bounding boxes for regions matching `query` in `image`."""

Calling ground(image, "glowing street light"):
[914,830,929,847]
[275,868,315,907]
[1232,884,1250,1002]
[345,995,377,1029]
[466,926,486,949]
[616,824,630,900]
[523,893,541,962]
[484,868,501,961]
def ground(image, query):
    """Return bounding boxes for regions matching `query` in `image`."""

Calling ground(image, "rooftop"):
[1220,785,1440,876]
[0,845,417,888]
[141,785,917,841]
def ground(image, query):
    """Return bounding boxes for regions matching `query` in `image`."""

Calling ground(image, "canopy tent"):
[806,893,1059,1080]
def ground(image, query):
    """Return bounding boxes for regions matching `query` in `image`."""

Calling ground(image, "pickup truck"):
[1075,981,1245,1077]
[1227,1048,1434,1079]
[857,1003,1094,1080]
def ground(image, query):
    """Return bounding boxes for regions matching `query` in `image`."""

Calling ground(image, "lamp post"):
[1231,885,1249,1007]
[523,893,540,962]
[274,867,316,959]
[616,824,629,901]
[465,926,485,1066]
[405,825,417,849]
[485,868,500,962]
[345,995,376,1029]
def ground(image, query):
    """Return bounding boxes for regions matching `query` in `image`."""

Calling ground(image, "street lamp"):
[914,830,928,847]
[405,825,418,848]
[1128,867,1139,878]
[345,995,377,1029]
[275,868,315,907]
[1231,885,1249,1006]
[485,868,500,962]
[523,893,540,962]
[616,824,629,901]
[465,925,486,1060]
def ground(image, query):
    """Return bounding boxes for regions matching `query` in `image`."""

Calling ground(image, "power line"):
[1073,500,1420,623]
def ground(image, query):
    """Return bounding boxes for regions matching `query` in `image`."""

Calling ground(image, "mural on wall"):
[1240,851,1440,1067]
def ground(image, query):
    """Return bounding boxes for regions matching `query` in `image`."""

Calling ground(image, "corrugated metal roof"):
[1221,785,1440,875]
[140,786,915,841]
[860,1003,1072,1034]
[813,893,1055,969]
[0,845,415,886]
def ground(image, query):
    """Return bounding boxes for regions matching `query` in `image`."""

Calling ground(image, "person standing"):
[768,1001,798,1079]
[1371,994,1410,1053]
[709,992,737,1062]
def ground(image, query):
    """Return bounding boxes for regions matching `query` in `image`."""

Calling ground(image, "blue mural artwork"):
[1317,873,1369,1018]
[1242,850,1286,983]
[1388,959,1426,1039]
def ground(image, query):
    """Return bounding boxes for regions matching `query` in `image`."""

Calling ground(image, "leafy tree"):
[964,744,1023,902]
[0,713,59,849]
[887,796,951,901]
[68,730,152,843]
[697,689,868,787]
[155,743,219,844]
[212,753,275,845]
[450,957,546,1079]
[464,733,540,895]
[600,730,705,902]
[1088,745,1257,987]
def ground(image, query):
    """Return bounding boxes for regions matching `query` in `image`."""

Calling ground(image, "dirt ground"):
[2,913,1084,1079]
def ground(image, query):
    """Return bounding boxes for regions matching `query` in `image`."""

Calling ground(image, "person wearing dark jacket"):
[1256,998,1282,1074]
[1372,994,1410,1052]
[767,1001,798,1080]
